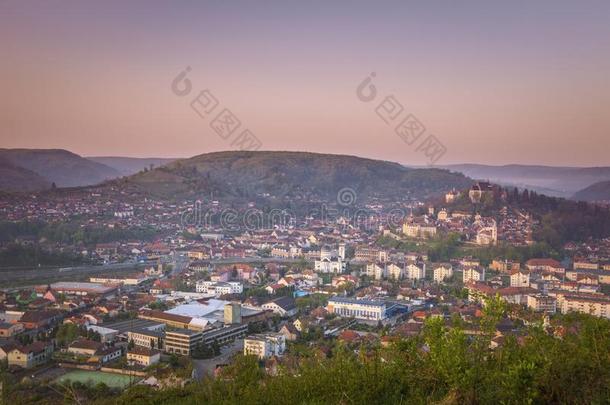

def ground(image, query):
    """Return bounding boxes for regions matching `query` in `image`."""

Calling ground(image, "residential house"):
[244,333,286,359]
[387,263,404,280]
[365,262,386,280]
[19,310,62,330]
[265,284,285,295]
[497,287,537,305]
[68,339,104,357]
[510,270,530,287]
[7,341,54,369]
[525,258,565,275]
[67,339,122,364]
[0,342,18,361]
[490,259,520,274]
[405,262,426,280]
[527,294,557,314]
[127,347,161,367]
[279,323,300,341]
[331,275,359,289]
[463,266,485,283]
[0,322,24,337]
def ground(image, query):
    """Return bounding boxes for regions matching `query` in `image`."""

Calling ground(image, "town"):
[1,179,610,403]
[4,2,610,402]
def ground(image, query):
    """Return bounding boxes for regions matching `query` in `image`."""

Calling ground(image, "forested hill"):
[0,148,120,189]
[441,186,610,249]
[572,180,610,202]
[0,157,50,191]
[117,151,472,201]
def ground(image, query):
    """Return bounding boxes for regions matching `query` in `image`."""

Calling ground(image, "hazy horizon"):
[2,0,610,166]
[85,151,610,169]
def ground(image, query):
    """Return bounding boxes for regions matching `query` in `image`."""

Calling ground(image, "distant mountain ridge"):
[118,150,472,201]
[0,149,120,190]
[87,156,176,176]
[3,149,609,200]
[0,149,472,199]
[440,164,610,198]
[0,157,51,191]
[572,180,610,202]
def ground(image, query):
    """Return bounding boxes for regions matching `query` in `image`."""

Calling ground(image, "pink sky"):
[1,1,609,166]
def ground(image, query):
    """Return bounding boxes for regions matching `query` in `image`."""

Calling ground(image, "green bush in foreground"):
[100,312,610,405]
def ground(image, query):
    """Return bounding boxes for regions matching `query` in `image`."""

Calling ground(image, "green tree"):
[56,323,80,346]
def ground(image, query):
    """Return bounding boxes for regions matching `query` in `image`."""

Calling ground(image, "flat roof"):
[128,328,164,338]
[103,319,165,333]
[85,325,119,335]
[241,307,264,317]
[45,282,117,293]
[166,328,201,336]
[43,281,117,294]
[165,300,228,318]
[328,297,385,307]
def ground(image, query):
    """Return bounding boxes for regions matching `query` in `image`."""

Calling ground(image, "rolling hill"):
[0,158,51,191]
[119,151,472,202]
[441,164,610,198]
[572,180,610,202]
[0,149,120,189]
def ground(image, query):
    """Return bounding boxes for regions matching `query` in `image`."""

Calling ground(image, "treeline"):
[376,233,556,264]
[512,189,610,249]
[533,202,610,249]
[0,220,158,246]
[504,187,610,248]
[461,242,560,266]
[94,311,610,405]
[0,243,88,267]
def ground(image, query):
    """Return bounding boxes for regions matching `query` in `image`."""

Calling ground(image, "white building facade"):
[244,333,286,359]
[433,264,453,283]
[196,281,243,295]
[405,262,426,280]
[327,297,386,321]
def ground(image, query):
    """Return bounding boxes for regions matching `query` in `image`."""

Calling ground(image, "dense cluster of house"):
[3,238,610,381]
[398,208,533,247]
[2,181,610,380]
[467,257,610,318]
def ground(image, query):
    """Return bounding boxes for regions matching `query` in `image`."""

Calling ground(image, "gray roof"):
[268,296,296,311]
[328,296,385,308]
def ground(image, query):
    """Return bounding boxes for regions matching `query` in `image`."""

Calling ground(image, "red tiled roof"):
[526,258,562,268]
[497,287,537,296]
[339,330,360,342]
[139,309,192,324]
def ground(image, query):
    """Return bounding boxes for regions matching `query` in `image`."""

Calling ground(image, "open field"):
[54,370,139,389]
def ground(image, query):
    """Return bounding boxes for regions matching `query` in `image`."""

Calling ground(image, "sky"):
[1,0,610,166]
